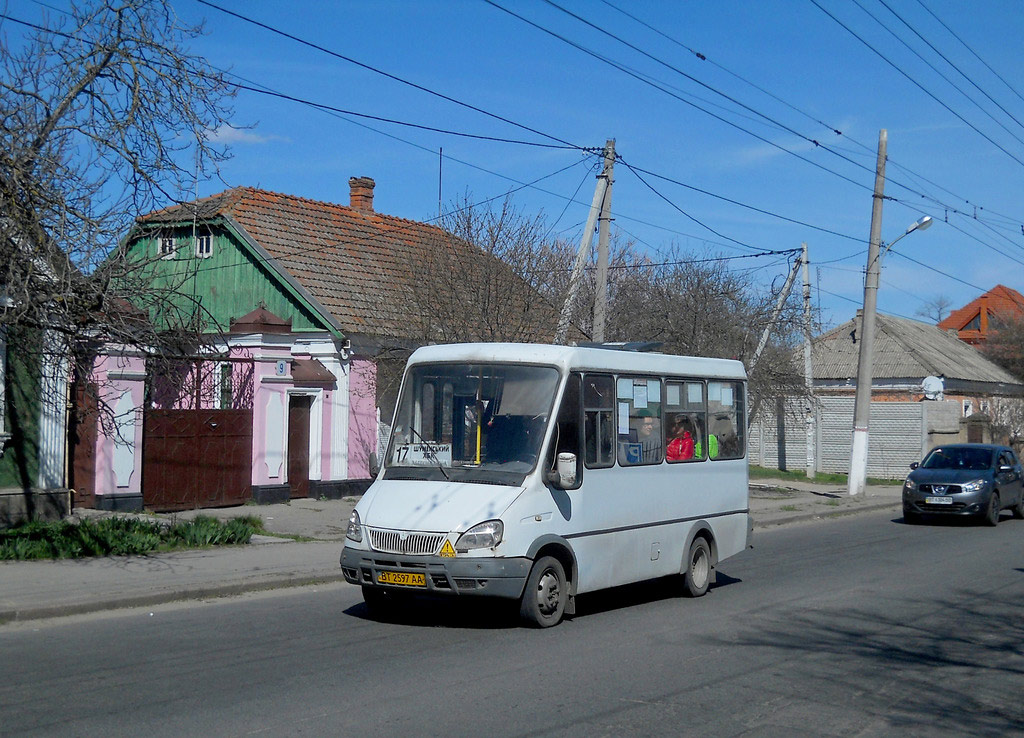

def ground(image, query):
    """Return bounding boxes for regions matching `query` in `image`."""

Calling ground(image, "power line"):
[888,248,986,292]
[619,157,865,243]
[482,0,875,194]
[809,0,1024,169]
[622,163,771,253]
[228,79,577,149]
[541,0,889,178]
[853,0,1024,147]
[194,0,589,152]
[915,0,1024,108]
[875,0,1024,137]
[488,0,1024,235]
[596,0,1024,235]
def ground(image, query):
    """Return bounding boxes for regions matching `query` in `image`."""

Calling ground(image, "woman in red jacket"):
[666,414,695,461]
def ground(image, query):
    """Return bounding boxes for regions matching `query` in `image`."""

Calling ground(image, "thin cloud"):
[209,126,287,145]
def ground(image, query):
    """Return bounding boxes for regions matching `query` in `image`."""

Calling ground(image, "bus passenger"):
[667,414,695,461]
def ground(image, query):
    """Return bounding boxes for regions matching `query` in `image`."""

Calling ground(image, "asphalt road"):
[2,510,1022,737]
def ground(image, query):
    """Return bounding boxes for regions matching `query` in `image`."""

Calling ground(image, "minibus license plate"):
[926,496,953,505]
[377,571,426,587]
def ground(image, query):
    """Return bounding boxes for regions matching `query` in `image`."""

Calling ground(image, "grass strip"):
[0,515,265,561]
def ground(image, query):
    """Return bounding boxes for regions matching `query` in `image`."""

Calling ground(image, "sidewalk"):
[0,480,901,625]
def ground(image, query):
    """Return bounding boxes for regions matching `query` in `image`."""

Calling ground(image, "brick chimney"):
[349,176,375,212]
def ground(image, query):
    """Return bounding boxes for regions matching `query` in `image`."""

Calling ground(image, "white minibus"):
[340,342,751,627]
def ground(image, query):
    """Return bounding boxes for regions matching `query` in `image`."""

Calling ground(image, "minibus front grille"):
[367,527,446,556]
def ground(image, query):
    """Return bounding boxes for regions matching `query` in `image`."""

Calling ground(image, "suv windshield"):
[384,362,560,484]
[922,447,993,471]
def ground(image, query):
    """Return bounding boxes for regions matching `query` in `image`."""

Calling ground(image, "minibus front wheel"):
[519,556,567,628]
[362,586,409,619]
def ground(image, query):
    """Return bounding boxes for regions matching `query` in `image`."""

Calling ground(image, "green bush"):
[0,514,265,561]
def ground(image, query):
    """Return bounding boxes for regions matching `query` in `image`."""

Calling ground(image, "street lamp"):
[880,215,933,260]
[848,212,934,496]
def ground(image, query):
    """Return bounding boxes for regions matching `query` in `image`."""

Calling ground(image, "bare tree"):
[604,246,809,422]
[914,295,954,323]
[982,312,1024,381]
[394,194,808,426]
[402,194,572,344]
[987,396,1024,450]
[0,0,235,363]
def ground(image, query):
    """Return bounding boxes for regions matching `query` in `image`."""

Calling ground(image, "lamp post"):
[847,210,933,496]
[881,215,933,258]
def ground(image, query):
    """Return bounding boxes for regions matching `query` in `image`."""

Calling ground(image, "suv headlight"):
[346,510,362,542]
[455,520,503,552]
[961,479,987,493]
[904,478,917,491]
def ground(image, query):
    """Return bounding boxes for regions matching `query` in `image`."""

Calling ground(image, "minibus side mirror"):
[368,453,380,478]
[545,452,577,488]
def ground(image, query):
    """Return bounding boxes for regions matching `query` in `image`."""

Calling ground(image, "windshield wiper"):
[406,424,450,481]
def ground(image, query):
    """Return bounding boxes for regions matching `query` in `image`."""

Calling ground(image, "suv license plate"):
[377,571,426,587]
[926,496,953,505]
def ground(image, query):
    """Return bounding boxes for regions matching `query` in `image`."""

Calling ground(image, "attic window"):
[196,235,213,259]
[964,314,981,331]
[159,236,176,259]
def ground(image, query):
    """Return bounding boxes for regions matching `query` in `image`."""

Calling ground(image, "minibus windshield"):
[384,363,560,484]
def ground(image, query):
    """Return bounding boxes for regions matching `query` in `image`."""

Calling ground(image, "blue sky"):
[11,0,1024,329]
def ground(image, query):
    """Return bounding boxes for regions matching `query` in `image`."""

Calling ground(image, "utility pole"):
[555,140,615,344]
[802,242,815,480]
[593,139,615,342]
[749,254,801,372]
[848,129,888,497]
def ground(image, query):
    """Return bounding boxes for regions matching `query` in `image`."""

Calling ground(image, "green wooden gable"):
[124,218,342,339]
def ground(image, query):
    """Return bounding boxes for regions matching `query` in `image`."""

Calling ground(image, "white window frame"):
[195,234,213,259]
[159,236,176,259]
[962,399,973,417]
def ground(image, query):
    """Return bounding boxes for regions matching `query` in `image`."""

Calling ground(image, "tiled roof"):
[938,284,1024,343]
[138,187,561,341]
[809,312,1021,386]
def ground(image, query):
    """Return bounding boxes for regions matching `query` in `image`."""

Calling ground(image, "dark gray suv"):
[902,443,1024,526]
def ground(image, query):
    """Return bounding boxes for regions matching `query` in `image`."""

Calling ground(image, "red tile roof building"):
[938,284,1024,345]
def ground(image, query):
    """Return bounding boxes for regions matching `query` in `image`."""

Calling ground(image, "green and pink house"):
[76,177,448,511]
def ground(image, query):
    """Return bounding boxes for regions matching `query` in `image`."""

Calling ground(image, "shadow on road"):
[341,570,745,628]
[715,589,1024,734]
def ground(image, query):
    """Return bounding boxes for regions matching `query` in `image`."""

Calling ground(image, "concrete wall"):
[750,398,963,479]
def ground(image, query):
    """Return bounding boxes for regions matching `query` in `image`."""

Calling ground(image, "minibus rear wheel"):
[519,556,567,628]
[683,537,711,597]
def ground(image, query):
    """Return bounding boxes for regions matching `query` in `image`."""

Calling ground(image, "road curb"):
[0,572,352,626]
[753,499,901,529]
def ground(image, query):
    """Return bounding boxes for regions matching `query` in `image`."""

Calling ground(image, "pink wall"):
[348,357,377,478]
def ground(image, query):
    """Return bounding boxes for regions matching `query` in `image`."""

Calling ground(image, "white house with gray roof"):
[750,313,1024,479]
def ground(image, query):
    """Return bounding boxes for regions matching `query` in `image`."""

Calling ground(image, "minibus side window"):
[547,373,583,484]
[708,380,745,460]
[665,380,707,463]
[616,376,663,466]
[583,374,614,468]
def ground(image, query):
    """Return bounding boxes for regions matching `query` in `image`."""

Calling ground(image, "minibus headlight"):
[346,510,362,542]
[455,520,503,551]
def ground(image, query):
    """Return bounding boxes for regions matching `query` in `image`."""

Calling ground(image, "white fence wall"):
[750,398,960,479]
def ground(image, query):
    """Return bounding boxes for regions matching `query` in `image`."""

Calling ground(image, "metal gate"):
[142,409,253,511]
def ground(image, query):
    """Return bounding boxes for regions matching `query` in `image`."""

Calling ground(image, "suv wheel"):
[984,493,1001,527]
